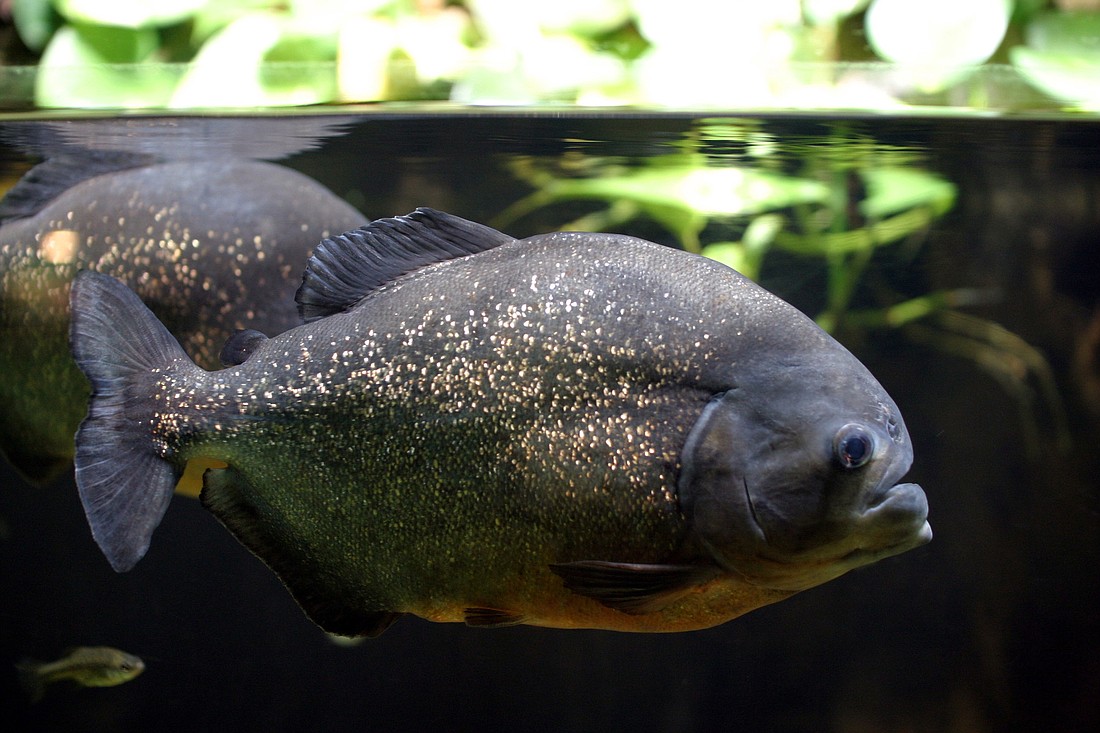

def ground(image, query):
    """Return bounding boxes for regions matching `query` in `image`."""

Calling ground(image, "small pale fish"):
[0,155,364,486]
[15,646,144,702]
[69,209,931,638]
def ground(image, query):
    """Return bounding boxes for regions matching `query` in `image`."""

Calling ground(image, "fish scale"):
[69,208,931,637]
[0,156,365,485]
[165,236,703,622]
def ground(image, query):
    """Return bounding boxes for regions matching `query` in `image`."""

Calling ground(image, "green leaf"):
[191,0,277,45]
[859,167,957,219]
[1011,47,1100,110]
[701,242,751,274]
[35,25,179,108]
[69,22,159,63]
[264,32,338,65]
[261,32,339,95]
[1024,10,1100,54]
[11,0,63,53]
[546,161,831,218]
[1011,12,1100,110]
[55,0,209,29]
[171,13,337,108]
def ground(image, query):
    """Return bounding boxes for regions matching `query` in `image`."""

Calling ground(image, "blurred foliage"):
[0,0,1098,110]
[498,121,961,332]
[497,119,1068,448]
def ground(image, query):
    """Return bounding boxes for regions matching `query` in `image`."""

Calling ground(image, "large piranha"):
[68,208,931,637]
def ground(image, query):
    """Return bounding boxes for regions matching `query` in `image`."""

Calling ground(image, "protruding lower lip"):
[863,482,929,533]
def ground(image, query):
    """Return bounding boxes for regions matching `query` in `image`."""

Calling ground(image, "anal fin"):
[174,456,228,499]
[356,612,406,638]
[464,607,526,628]
[550,561,720,615]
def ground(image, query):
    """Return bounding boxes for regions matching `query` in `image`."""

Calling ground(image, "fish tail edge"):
[69,271,190,572]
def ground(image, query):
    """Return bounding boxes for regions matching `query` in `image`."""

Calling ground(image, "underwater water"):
[0,110,1098,732]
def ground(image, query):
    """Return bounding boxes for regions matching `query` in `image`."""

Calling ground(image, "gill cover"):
[677,385,927,591]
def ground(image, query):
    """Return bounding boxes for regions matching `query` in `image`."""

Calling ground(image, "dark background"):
[2,113,1099,732]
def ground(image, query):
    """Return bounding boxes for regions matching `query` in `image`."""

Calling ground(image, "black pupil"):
[838,430,872,468]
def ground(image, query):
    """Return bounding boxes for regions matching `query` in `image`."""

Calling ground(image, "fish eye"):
[834,424,874,469]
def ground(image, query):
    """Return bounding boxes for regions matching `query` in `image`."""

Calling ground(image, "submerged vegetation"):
[497,119,1070,450]
[0,0,1099,111]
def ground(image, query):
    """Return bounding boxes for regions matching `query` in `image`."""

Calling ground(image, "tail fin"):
[69,272,191,572]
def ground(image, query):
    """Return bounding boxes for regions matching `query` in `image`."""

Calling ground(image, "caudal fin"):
[69,271,191,572]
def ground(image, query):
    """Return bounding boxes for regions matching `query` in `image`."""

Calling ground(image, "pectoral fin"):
[549,561,720,615]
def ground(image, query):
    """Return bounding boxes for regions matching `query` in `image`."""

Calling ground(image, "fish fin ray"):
[358,612,405,638]
[464,607,526,628]
[69,271,191,572]
[549,561,719,615]
[295,208,514,322]
[201,466,403,638]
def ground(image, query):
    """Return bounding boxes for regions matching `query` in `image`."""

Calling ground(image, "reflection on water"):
[0,119,365,485]
[1,112,1099,732]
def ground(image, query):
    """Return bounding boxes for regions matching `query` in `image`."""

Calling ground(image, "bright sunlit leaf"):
[701,242,751,275]
[548,164,831,218]
[859,167,957,219]
[35,25,178,108]
[336,16,396,102]
[1011,48,1100,110]
[171,13,337,108]
[865,0,1010,89]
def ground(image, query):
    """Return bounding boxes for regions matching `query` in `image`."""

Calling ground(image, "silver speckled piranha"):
[0,155,364,486]
[69,208,931,638]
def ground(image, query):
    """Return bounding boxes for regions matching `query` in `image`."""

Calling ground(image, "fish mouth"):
[857,448,930,545]
[851,481,932,557]
[719,462,931,592]
[863,481,929,525]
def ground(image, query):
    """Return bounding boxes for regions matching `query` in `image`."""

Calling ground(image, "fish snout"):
[856,480,932,549]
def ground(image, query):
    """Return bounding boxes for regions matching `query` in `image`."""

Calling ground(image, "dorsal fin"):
[295,207,514,323]
[0,153,151,222]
